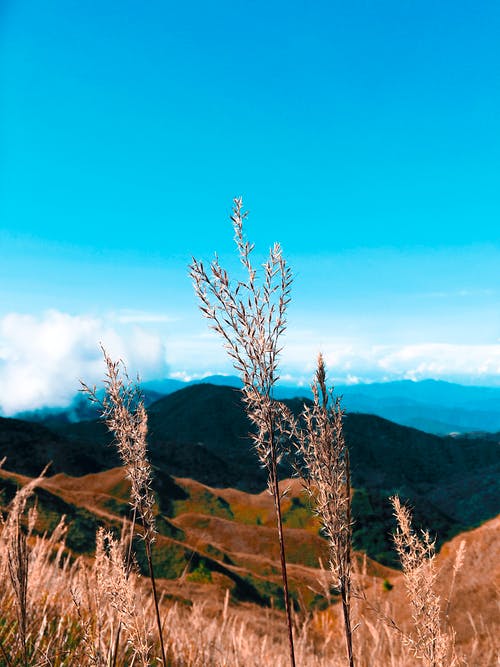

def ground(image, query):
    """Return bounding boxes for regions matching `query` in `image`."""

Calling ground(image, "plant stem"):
[269,432,296,667]
[145,540,167,666]
[342,448,354,667]
[0,638,13,667]
[126,508,138,575]
[112,509,137,667]
[341,584,354,667]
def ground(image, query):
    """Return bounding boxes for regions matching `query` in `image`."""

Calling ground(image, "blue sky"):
[1,0,499,412]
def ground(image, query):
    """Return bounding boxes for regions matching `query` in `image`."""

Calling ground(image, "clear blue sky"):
[1,0,499,412]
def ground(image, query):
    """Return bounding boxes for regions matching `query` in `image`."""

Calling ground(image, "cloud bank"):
[170,331,500,387]
[0,310,168,415]
[319,342,500,385]
[1,309,500,415]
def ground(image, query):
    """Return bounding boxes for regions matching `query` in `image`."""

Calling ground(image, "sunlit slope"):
[1,461,498,659]
[0,466,394,610]
[1,383,498,562]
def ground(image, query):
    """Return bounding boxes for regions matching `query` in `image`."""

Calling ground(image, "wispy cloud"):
[373,343,500,382]
[290,341,500,385]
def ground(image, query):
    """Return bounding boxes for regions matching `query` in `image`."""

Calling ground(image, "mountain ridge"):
[13,376,500,435]
[1,382,498,564]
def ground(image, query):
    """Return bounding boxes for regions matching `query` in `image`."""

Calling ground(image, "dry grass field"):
[0,464,498,665]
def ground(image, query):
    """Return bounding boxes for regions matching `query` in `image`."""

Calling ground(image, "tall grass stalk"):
[391,495,457,667]
[190,197,297,666]
[98,527,153,666]
[110,507,138,667]
[81,349,166,665]
[1,466,49,666]
[297,354,354,666]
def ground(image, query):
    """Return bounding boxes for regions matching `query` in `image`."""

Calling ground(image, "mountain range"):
[1,382,498,566]
[14,376,500,436]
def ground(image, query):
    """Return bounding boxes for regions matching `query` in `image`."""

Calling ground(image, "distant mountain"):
[15,376,500,435]
[15,388,166,427]
[274,377,500,434]
[337,379,500,434]
[146,385,499,559]
[0,415,120,476]
[3,382,497,564]
[140,378,188,394]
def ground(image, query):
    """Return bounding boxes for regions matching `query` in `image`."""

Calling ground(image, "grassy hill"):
[1,383,498,564]
[0,465,395,610]
[1,464,497,660]
[1,390,498,665]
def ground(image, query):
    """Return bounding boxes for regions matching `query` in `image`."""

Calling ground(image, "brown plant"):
[297,354,354,666]
[1,466,49,665]
[391,495,459,667]
[190,196,297,666]
[81,348,166,665]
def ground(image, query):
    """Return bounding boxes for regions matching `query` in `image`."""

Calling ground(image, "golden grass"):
[190,196,298,665]
[0,464,498,665]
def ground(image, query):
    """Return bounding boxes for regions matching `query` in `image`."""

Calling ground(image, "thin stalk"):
[341,449,354,667]
[145,540,166,666]
[126,508,138,575]
[341,585,354,667]
[270,459,296,667]
[10,519,29,667]
[111,509,137,667]
[0,638,13,667]
[296,356,355,666]
[82,351,162,664]
[190,198,296,665]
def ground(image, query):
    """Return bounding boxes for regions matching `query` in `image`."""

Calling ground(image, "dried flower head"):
[81,348,156,543]
[297,354,354,666]
[190,197,297,666]
[391,495,457,667]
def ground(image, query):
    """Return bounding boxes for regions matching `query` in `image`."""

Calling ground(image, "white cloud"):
[374,343,500,382]
[161,316,500,387]
[162,325,500,387]
[0,310,168,415]
[307,342,500,385]
[2,309,500,415]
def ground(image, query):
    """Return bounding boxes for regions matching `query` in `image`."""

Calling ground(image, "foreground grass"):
[0,475,498,665]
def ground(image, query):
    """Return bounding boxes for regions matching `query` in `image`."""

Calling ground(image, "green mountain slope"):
[1,383,498,563]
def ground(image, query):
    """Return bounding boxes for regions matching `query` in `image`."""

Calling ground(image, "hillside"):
[0,405,498,660]
[0,383,498,564]
[0,466,392,610]
[0,464,497,662]
[0,415,120,475]
[376,515,500,661]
